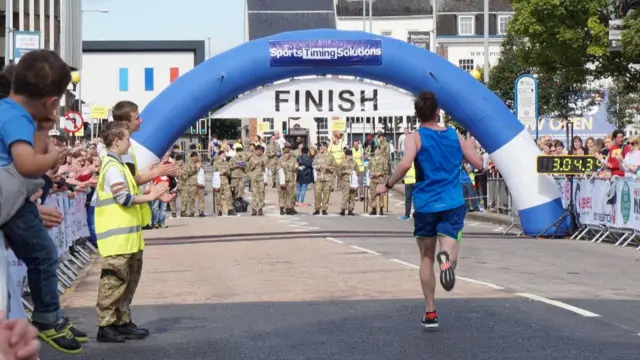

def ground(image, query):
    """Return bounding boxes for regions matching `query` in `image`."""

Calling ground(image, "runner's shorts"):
[413,205,466,242]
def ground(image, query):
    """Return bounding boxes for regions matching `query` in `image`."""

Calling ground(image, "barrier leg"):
[84,242,98,254]
[56,269,73,288]
[68,255,84,269]
[502,224,516,235]
[590,229,605,243]
[59,263,77,281]
[621,232,638,248]
[596,230,610,244]
[62,260,79,277]
[363,187,369,213]
[575,226,591,240]
[75,246,92,262]
[614,232,629,247]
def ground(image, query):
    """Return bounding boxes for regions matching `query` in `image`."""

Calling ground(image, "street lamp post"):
[70,70,82,141]
[483,0,490,84]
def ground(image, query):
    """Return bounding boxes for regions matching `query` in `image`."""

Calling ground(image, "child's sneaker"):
[35,319,83,354]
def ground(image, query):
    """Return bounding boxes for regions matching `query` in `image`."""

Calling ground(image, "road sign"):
[514,74,539,139]
[64,111,84,133]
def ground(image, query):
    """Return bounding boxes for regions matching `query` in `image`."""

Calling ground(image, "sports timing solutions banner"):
[555,177,640,229]
[269,40,382,67]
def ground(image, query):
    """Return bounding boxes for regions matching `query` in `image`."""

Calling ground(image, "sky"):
[81,0,245,56]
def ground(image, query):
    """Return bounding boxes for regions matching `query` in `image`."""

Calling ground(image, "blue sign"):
[269,40,382,67]
[12,31,41,63]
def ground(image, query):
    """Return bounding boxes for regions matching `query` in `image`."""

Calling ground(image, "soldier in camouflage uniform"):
[212,150,235,216]
[339,149,359,216]
[267,135,281,188]
[170,154,184,217]
[376,133,390,210]
[230,145,248,200]
[312,142,335,215]
[179,151,200,217]
[368,146,388,215]
[247,145,268,216]
[292,142,303,160]
[276,146,297,215]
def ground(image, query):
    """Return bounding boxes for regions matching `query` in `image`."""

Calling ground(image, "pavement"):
[44,183,640,360]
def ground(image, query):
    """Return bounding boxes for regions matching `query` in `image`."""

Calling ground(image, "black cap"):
[345,149,353,156]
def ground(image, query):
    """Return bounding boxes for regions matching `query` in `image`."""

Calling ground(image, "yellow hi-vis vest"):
[404,163,416,184]
[95,155,149,257]
[329,140,345,165]
[352,148,364,172]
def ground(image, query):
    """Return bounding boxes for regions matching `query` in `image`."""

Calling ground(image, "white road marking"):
[349,245,381,256]
[389,258,419,269]
[457,276,505,290]
[325,237,344,244]
[292,227,321,232]
[515,293,600,317]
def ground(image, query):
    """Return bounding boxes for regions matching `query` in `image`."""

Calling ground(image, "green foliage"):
[606,77,639,128]
[488,33,531,109]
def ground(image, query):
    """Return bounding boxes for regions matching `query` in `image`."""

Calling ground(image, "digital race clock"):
[536,155,600,175]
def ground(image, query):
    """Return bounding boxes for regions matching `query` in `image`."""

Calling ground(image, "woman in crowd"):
[295,146,314,207]
[570,136,587,155]
[616,135,640,176]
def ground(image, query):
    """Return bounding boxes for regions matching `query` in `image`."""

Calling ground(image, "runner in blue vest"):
[376,91,483,329]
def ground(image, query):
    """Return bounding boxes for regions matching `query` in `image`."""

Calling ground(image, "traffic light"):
[199,119,207,135]
[282,121,287,134]
[190,125,197,134]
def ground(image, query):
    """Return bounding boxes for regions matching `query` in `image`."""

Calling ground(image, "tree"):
[606,77,639,128]
[442,113,466,134]
[488,33,531,109]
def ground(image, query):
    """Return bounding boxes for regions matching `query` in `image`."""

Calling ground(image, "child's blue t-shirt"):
[0,98,36,167]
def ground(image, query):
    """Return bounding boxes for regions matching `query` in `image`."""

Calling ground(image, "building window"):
[497,15,512,35]
[458,59,474,71]
[381,30,392,37]
[457,15,475,36]
[319,135,329,144]
[316,117,328,131]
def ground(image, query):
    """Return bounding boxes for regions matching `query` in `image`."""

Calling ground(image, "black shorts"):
[413,205,466,242]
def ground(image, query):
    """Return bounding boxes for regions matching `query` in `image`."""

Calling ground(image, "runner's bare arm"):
[458,133,483,170]
[386,131,419,187]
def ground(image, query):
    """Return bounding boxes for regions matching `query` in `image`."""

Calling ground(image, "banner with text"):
[212,78,415,118]
[555,177,640,230]
[269,40,382,67]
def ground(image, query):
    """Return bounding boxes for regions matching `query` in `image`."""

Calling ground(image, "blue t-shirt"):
[0,99,36,167]
[413,127,464,213]
[460,167,472,184]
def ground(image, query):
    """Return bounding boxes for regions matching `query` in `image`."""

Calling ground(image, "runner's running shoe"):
[421,311,439,329]
[437,251,456,291]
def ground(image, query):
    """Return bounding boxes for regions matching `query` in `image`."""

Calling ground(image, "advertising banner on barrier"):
[269,40,382,67]
[7,192,89,319]
[554,177,640,230]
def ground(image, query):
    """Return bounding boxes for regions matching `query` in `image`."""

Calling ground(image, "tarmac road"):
[41,187,640,360]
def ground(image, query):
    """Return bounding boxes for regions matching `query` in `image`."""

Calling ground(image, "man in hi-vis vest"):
[94,122,170,343]
[329,130,345,191]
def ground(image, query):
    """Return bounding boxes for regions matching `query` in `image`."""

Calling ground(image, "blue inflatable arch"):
[132,29,567,236]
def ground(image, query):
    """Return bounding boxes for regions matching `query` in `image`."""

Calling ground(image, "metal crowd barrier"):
[487,174,640,250]
[3,192,98,320]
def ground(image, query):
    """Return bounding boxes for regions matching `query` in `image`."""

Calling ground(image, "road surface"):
[43,188,640,359]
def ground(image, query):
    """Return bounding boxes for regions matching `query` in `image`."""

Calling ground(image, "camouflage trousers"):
[340,180,357,211]
[179,185,196,216]
[96,251,143,327]
[268,160,278,185]
[214,183,232,214]
[170,189,178,216]
[278,181,295,209]
[230,177,245,199]
[195,186,205,214]
[251,178,266,210]
[314,181,332,211]
[368,179,388,210]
